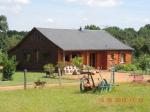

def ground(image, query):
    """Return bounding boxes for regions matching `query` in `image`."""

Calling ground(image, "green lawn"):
[0,83,149,112]
[0,72,78,86]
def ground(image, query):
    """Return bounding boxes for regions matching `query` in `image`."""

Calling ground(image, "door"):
[89,53,96,67]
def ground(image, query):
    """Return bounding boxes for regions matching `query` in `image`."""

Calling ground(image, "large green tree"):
[0,15,9,51]
[0,15,8,32]
[104,26,150,57]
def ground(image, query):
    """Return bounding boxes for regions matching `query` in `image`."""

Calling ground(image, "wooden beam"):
[63,51,65,63]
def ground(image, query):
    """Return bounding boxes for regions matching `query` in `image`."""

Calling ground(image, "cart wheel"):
[80,81,85,92]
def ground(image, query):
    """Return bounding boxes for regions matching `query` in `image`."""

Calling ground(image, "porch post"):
[87,51,89,66]
[63,51,65,63]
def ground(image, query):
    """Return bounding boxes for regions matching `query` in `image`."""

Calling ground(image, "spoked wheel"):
[80,78,92,92]
[80,80,85,92]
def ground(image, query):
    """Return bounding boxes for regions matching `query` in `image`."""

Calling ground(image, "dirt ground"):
[63,71,150,83]
[0,71,150,91]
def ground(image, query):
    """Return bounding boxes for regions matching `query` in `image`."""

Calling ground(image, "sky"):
[0,0,150,31]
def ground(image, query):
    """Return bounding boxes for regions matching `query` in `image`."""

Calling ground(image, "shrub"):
[138,55,150,71]
[43,63,55,77]
[124,64,137,71]
[57,61,67,75]
[0,51,17,81]
[115,64,125,71]
[72,57,83,69]
[83,65,94,71]
[115,64,137,71]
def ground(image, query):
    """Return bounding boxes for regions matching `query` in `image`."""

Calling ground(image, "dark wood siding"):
[9,29,58,71]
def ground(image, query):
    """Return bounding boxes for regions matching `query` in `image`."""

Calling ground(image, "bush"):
[0,51,17,81]
[115,64,124,71]
[138,55,150,71]
[124,64,137,71]
[115,64,137,72]
[43,63,55,77]
[57,61,67,75]
[72,57,83,69]
[82,65,94,71]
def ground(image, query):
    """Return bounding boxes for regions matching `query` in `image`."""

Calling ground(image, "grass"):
[0,72,78,86]
[0,83,150,112]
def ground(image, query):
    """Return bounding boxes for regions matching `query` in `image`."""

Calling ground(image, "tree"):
[0,15,8,32]
[138,55,150,71]
[138,24,150,39]
[104,26,125,42]
[0,50,17,81]
[6,35,22,50]
[84,24,100,30]
[6,30,27,50]
[0,15,9,51]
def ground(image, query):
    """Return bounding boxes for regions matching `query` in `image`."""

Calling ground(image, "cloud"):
[0,0,31,14]
[47,18,54,23]
[82,17,88,21]
[66,0,123,7]
[144,18,150,23]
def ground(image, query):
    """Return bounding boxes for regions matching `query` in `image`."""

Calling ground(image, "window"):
[65,55,70,61]
[111,53,114,60]
[36,50,39,63]
[42,52,49,59]
[24,53,31,62]
[120,53,126,63]
[72,54,77,59]
[72,52,81,59]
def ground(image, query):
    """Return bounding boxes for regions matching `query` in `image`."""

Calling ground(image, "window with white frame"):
[120,53,126,63]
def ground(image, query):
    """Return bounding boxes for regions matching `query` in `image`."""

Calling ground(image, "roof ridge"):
[35,27,105,32]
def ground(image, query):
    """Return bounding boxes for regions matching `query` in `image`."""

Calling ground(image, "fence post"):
[111,67,115,84]
[24,69,27,90]
[58,67,62,86]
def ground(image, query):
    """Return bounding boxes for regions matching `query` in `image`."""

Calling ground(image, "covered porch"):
[57,50,108,69]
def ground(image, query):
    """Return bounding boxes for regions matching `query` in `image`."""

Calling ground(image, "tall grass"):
[0,83,149,112]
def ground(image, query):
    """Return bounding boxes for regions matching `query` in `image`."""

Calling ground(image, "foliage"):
[0,15,28,51]
[138,55,150,71]
[0,15,8,32]
[2,57,17,81]
[104,25,150,57]
[57,61,67,75]
[72,57,83,69]
[6,35,22,49]
[7,30,27,37]
[84,24,100,30]
[115,64,125,71]
[115,64,137,71]
[0,50,17,81]
[0,15,8,51]
[43,63,55,76]
[124,64,137,71]
[82,65,94,70]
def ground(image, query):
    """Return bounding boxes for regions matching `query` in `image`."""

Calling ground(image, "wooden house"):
[9,27,133,70]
